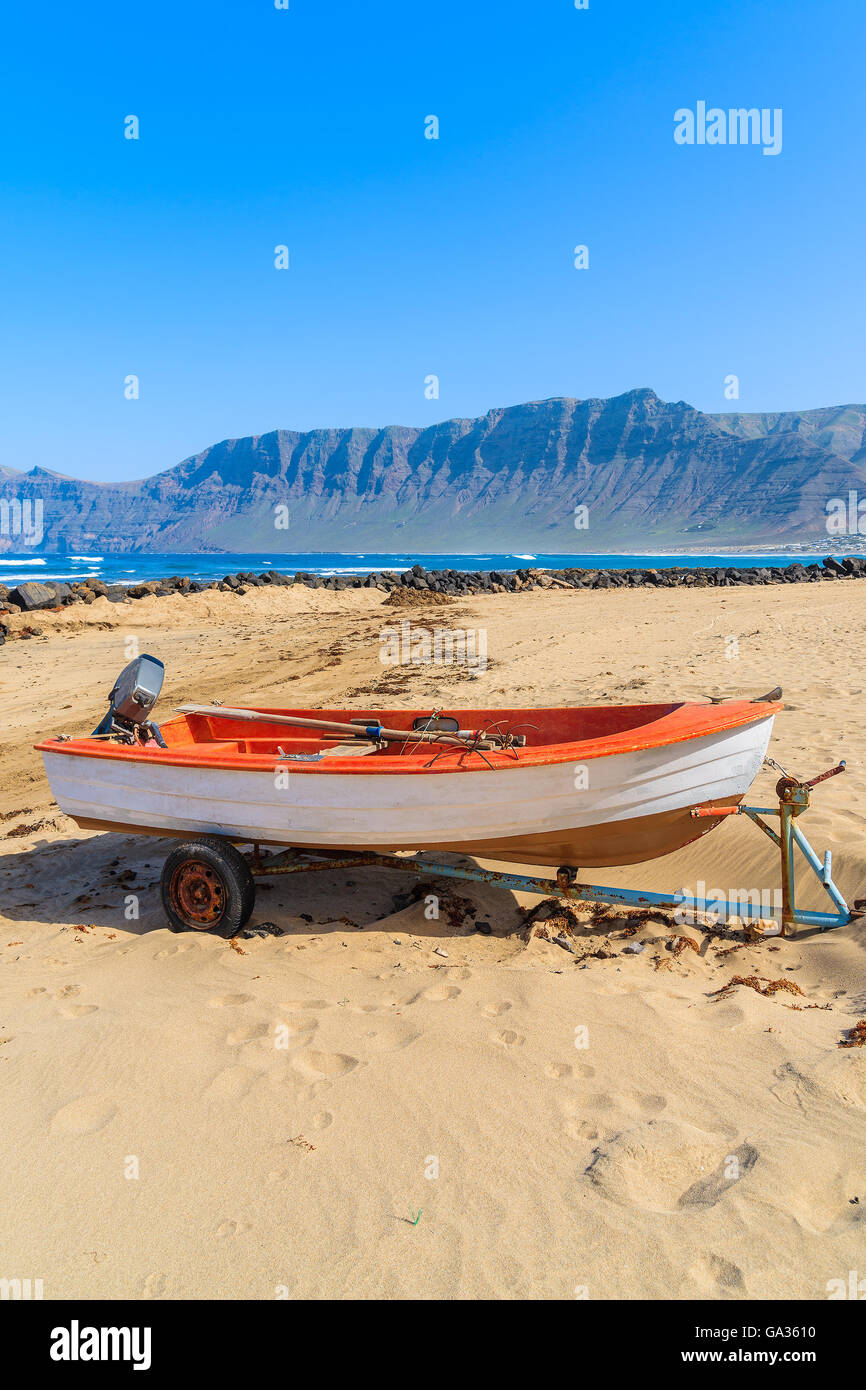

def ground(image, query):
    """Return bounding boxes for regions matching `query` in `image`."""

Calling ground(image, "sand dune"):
[2,580,866,1299]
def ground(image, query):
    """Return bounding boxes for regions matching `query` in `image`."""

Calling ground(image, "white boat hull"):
[42,715,774,868]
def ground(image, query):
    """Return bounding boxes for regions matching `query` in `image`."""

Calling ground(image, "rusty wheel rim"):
[169,859,226,929]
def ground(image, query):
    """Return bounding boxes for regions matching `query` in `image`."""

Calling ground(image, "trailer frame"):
[231,760,861,940]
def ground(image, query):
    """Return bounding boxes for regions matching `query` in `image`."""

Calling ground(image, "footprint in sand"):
[59,1004,98,1019]
[709,999,748,1030]
[492,1029,524,1048]
[311,1111,333,1130]
[53,985,80,1000]
[204,1066,257,1101]
[25,987,47,997]
[207,993,253,1008]
[481,1001,512,1017]
[281,999,329,1011]
[216,1219,251,1237]
[291,1050,358,1080]
[587,1091,617,1111]
[688,1252,747,1295]
[142,1273,168,1299]
[364,1024,420,1053]
[563,1117,618,1143]
[51,1096,117,1135]
[420,985,461,1002]
[226,1022,270,1045]
[445,966,472,981]
[639,1093,667,1115]
[585,1118,734,1214]
[677,1142,759,1209]
[545,1062,573,1079]
[272,1020,318,1049]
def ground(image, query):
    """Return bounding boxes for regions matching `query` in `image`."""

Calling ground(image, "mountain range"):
[3,388,866,553]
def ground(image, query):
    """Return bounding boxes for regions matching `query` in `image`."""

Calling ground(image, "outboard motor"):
[91,654,167,746]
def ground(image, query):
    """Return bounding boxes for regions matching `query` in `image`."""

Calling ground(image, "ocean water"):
[0,550,862,587]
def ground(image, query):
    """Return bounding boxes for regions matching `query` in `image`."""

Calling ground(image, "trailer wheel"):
[193,837,257,926]
[161,838,256,934]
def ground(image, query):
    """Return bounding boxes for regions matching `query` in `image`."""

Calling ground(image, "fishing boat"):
[36,656,781,869]
[37,658,858,939]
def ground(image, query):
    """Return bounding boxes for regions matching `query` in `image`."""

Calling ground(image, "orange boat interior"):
[158,703,680,758]
[100,700,775,768]
[36,701,781,773]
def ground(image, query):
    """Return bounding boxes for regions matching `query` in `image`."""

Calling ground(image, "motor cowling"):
[92,654,166,745]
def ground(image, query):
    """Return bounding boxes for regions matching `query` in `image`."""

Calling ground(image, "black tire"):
[196,837,257,925]
[161,838,256,934]
[188,837,256,928]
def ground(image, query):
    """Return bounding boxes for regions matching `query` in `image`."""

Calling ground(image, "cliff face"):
[2,389,864,553]
[715,404,866,463]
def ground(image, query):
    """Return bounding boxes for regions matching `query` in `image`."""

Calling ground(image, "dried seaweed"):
[839,1019,866,1048]
[710,974,804,1000]
[403,880,477,932]
[287,1135,316,1152]
[5,820,43,838]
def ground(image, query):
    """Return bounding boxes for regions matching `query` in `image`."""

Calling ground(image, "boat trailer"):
[159,756,862,939]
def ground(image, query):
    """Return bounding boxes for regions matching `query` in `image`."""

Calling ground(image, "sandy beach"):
[2,580,866,1300]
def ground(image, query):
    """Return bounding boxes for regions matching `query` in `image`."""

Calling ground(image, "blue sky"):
[1,0,863,482]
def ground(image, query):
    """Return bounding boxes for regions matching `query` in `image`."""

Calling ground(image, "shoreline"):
[3,534,864,559]
[3,554,866,621]
[3,540,866,591]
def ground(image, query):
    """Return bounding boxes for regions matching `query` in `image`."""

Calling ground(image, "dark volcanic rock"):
[8,555,866,613]
[8,581,56,611]
[45,581,73,603]
[823,556,847,576]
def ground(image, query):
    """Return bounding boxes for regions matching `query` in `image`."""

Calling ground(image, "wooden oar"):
[175,704,500,750]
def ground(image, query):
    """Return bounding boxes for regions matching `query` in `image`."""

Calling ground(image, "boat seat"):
[322,742,379,758]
